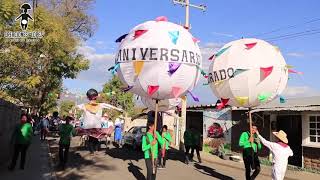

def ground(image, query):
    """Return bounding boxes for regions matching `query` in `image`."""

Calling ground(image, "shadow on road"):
[105,147,144,162]
[194,163,235,180]
[128,160,145,180]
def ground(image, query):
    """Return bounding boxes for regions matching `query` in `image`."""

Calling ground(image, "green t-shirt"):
[184,130,192,146]
[162,132,172,150]
[142,131,164,159]
[59,124,75,145]
[15,123,33,144]
[239,131,262,153]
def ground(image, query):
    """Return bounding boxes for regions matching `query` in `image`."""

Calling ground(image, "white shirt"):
[258,134,293,180]
[77,103,122,129]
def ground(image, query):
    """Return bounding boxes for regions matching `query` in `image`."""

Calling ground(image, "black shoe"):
[8,166,14,171]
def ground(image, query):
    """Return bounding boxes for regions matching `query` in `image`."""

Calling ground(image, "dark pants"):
[243,149,261,180]
[88,136,99,153]
[145,158,157,180]
[59,144,70,165]
[9,144,29,170]
[185,145,191,163]
[191,145,202,163]
[158,149,168,167]
[40,128,47,140]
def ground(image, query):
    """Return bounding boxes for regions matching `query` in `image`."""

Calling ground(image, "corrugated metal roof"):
[187,96,320,112]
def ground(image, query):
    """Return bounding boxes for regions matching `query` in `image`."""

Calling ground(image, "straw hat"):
[272,130,288,144]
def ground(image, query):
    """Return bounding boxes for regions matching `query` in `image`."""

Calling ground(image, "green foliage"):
[59,100,75,118]
[101,76,135,116]
[0,0,95,115]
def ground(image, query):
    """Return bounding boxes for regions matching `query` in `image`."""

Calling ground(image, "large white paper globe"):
[115,18,202,100]
[208,38,288,108]
[141,97,181,112]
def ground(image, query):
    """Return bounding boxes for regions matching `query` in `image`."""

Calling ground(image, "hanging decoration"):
[115,16,202,100]
[208,38,288,108]
[141,97,181,111]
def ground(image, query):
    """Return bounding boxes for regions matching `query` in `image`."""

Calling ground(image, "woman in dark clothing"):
[8,114,33,171]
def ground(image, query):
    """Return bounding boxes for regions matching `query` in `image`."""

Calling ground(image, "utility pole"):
[172,0,206,28]
[172,0,206,149]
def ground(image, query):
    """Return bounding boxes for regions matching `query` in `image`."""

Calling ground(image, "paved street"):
[48,137,320,180]
[1,135,319,180]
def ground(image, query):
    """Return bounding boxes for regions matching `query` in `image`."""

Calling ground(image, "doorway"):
[186,111,203,150]
[277,115,302,167]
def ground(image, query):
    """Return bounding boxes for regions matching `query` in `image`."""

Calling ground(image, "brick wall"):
[303,146,320,170]
[0,99,21,165]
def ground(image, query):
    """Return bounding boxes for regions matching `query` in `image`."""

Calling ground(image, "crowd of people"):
[6,88,294,180]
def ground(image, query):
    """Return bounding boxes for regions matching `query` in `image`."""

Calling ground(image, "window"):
[309,116,320,143]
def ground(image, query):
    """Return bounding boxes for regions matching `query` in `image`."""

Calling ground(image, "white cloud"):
[287,52,304,57]
[200,42,223,72]
[211,32,234,38]
[282,86,320,97]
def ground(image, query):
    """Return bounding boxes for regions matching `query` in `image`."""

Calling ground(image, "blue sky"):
[64,0,320,105]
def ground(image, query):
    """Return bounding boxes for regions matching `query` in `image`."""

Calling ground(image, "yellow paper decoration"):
[133,61,144,75]
[274,46,280,52]
[235,96,249,106]
[214,80,225,86]
[285,65,294,69]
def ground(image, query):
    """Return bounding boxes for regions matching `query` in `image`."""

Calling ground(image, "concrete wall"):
[0,99,21,164]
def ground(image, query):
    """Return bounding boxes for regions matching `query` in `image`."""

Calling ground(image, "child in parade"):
[8,114,33,171]
[158,125,172,169]
[239,124,262,180]
[256,130,293,180]
[191,127,202,163]
[184,126,193,164]
[142,120,164,180]
[58,116,76,169]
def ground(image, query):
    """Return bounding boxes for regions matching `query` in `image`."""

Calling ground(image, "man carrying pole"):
[142,100,164,180]
[239,120,262,180]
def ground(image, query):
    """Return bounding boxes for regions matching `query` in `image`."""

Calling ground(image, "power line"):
[265,28,320,40]
[251,17,320,37]
[267,30,320,42]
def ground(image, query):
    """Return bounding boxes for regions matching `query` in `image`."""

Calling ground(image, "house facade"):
[187,96,320,170]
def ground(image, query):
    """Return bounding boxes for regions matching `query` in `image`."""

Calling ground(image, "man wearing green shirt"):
[158,125,172,168]
[9,114,33,171]
[184,126,193,164]
[142,120,164,180]
[58,116,76,169]
[239,124,262,180]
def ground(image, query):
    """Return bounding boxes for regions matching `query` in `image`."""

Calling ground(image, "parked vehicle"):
[122,126,147,150]
[207,123,224,138]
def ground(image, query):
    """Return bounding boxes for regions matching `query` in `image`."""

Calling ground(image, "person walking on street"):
[58,116,76,169]
[191,127,202,163]
[142,120,164,180]
[239,124,262,180]
[40,116,49,140]
[8,114,33,171]
[114,118,122,147]
[184,127,193,164]
[158,125,172,169]
[256,130,293,180]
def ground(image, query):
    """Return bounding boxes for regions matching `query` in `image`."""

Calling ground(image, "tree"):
[101,76,135,117]
[59,100,75,118]
[0,0,96,115]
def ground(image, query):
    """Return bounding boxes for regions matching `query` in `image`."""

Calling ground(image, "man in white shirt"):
[256,130,293,180]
